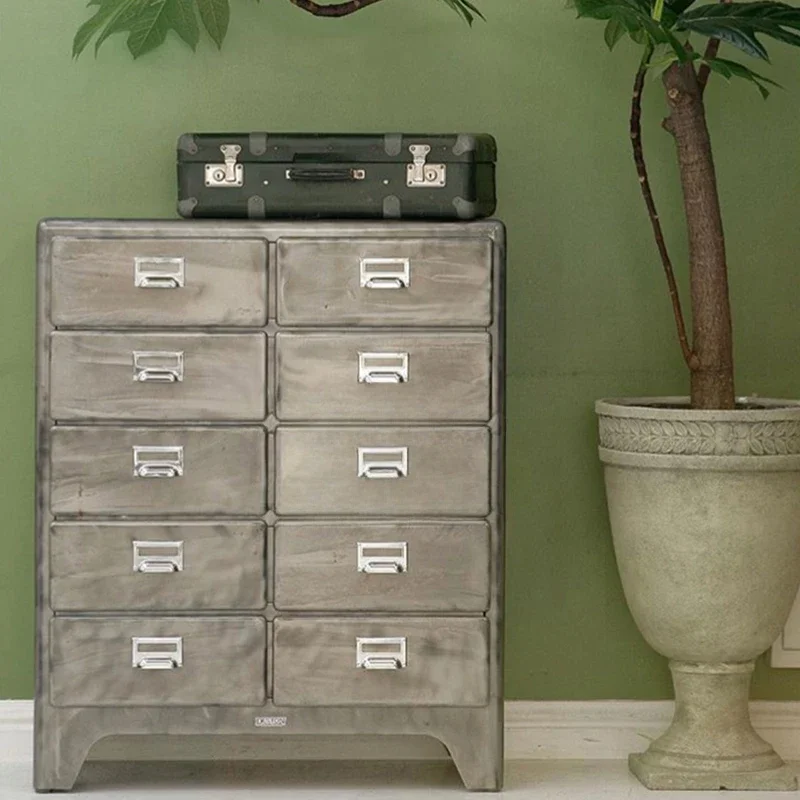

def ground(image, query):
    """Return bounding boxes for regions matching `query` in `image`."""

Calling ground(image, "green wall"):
[2,0,800,700]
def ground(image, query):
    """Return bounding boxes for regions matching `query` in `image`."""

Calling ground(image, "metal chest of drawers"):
[34,219,505,792]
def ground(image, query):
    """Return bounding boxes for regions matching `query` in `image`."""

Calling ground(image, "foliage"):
[73,0,482,59]
[572,0,800,95]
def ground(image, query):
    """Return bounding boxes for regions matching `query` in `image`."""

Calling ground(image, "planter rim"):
[596,397,800,422]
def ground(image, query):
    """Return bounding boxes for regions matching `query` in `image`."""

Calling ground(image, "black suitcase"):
[177,133,496,220]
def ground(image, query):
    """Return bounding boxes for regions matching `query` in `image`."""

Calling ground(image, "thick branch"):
[697,0,733,94]
[630,61,697,370]
[663,61,735,409]
[287,0,386,16]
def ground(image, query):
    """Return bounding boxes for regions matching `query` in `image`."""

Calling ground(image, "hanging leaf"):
[195,0,230,48]
[605,17,627,48]
[73,0,141,57]
[703,55,783,97]
[677,2,800,61]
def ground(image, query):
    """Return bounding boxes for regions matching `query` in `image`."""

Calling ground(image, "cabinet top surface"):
[37,218,505,241]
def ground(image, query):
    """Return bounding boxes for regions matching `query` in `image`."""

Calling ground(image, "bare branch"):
[697,0,733,94]
[287,0,387,17]
[631,61,697,370]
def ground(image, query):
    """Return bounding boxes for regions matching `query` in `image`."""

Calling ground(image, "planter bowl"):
[597,397,800,791]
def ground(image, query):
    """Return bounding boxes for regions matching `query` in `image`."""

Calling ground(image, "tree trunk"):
[662,62,735,410]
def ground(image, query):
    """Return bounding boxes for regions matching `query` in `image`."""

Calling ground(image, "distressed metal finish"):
[50,332,267,420]
[276,333,490,421]
[276,238,492,326]
[273,618,488,707]
[50,237,267,327]
[274,521,490,611]
[51,617,267,707]
[275,426,490,516]
[35,219,505,794]
[50,522,266,611]
[50,426,267,515]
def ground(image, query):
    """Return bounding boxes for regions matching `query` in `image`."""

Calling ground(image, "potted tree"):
[575,0,800,790]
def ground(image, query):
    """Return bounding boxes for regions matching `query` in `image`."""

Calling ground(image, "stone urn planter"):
[596,397,800,791]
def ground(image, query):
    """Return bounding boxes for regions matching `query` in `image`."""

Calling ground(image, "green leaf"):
[703,55,782,97]
[677,2,800,61]
[605,18,627,48]
[165,0,199,49]
[666,0,698,12]
[196,0,230,48]
[94,0,144,55]
[73,0,138,57]
[127,0,171,58]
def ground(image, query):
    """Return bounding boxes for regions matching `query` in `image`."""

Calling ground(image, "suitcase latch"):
[406,144,446,188]
[205,144,244,188]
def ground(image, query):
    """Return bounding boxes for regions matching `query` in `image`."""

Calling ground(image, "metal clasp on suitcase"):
[205,144,244,188]
[406,144,446,188]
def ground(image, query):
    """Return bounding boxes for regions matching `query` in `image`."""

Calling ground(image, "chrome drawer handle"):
[356,637,407,670]
[357,446,407,480]
[132,636,183,670]
[358,352,409,384]
[359,257,410,289]
[133,351,184,383]
[134,256,185,289]
[133,540,184,573]
[358,542,408,574]
[133,445,184,478]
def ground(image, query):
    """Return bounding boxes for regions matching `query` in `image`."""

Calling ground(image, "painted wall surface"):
[1,0,799,700]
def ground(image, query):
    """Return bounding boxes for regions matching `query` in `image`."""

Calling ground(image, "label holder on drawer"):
[359,258,410,290]
[134,256,185,289]
[356,637,407,670]
[357,352,409,384]
[133,540,184,573]
[357,542,408,574]
[357,446,408,480]
[133,351,185,383]
[133,445,184,479]
[132,636,183,670]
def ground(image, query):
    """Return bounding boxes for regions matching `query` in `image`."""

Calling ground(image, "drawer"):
[50,522,266,611]
[275,333,490,421]
[276,238,492,326]
[50,237,267,327]
[273,618,488,707]
[50,427,266,516]
[50,617,266,707]
[275,427,490,516]
[274,521,490,612]
[50,333,267,421]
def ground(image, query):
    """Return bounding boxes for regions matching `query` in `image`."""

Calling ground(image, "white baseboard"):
[4,700,800,764]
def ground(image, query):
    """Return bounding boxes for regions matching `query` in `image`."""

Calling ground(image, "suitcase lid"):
[177,133,497,165]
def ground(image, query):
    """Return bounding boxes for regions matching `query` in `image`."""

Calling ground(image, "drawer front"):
[273,618,488,707]
[51,427,266,516]
[51,617,266,707]
[275,333,491,421]
[275,427,490,516]
[274,522,490,612]
[276,238,492,326]
[50,333,267,421]
[50,522,266,611]
[50,237,267,327]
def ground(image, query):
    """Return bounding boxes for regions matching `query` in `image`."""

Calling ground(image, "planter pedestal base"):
[629,661,798,791]
[630,754,797,791]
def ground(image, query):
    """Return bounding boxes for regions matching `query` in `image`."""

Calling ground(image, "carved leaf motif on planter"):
[598,416,800,456]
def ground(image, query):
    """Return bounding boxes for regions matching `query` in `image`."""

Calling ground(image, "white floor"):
[3,760,799,799]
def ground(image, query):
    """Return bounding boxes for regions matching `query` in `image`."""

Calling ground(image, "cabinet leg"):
[34,717,95,792]
[441,724,503,792]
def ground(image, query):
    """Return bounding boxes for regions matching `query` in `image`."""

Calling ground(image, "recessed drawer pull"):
[357,352,409,384]
[133,540,184,573]
[132,636,183,670]
[357,446,408,480]
[133,445,184,479]
[134,256,185,289]
[357,542,408,574]
[133,351,184,383]
[356,637,407,670]
[359,257,410,290]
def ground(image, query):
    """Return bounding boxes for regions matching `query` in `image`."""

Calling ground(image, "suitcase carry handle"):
[285,167,366,182]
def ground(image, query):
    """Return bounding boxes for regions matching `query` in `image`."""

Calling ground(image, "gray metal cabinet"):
[35,219,505,792]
